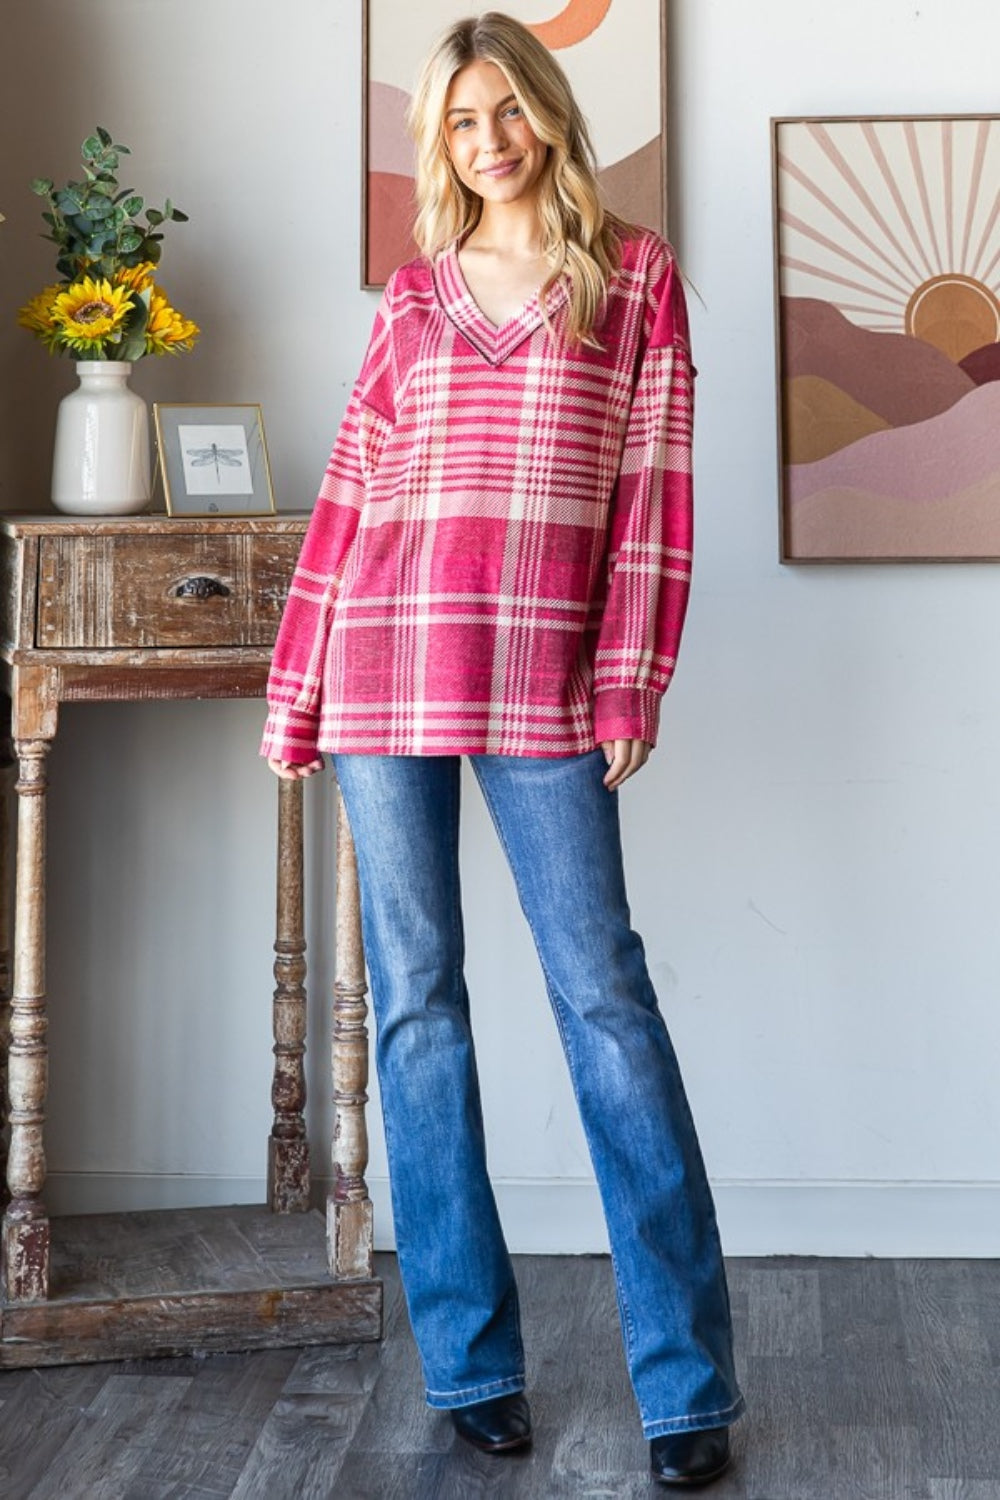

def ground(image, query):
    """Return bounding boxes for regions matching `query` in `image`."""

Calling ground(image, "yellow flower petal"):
[114,261,156,294]
[50,276,132,354]
[144,284,199,355]
[21,269,196,359]
[17,284,64,352]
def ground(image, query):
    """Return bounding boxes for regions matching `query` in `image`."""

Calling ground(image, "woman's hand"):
[268,756,325,780]
[601,739,650,790]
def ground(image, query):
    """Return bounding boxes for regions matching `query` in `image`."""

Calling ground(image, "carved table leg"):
[268,775,310,1212]
[328,787,373,1280]
[0,705,13,1212]
[2,739,51,1302]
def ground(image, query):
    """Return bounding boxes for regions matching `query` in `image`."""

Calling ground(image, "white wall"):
[1,0,998,1257]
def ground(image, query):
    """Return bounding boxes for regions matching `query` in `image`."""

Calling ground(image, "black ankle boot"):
[650,1425,731,1486]
[450,1392,533,1453]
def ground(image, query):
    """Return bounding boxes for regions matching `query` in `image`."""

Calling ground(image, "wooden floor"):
[0,1251,997,1498]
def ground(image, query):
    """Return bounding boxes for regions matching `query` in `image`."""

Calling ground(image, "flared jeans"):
[332,748,745,1438]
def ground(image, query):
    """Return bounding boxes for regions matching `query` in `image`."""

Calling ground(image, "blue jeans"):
[332,748,745,1438]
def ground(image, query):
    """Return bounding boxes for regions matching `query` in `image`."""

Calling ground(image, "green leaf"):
[97,125,113,147]
[82,134,103,160]
[121,194,144,216]
[118,291,151,362]
[170,208,189,223]
[118,228,143,253]
[31,177,54,197]
[145,208,164,226]
[86,196,115,221]
[56,189,83,214]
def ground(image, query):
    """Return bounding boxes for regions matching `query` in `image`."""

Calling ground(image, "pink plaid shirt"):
[261,229,694,760]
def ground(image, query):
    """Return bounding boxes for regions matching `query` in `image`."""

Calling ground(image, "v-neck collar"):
[432,240,569,367]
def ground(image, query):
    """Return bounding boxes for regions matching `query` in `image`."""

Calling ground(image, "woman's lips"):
[479,159,521,178]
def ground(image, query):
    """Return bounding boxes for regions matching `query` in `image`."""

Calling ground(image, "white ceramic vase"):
[51,360,151,515]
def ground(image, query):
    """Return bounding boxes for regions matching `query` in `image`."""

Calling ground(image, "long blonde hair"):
[407,11,627,346]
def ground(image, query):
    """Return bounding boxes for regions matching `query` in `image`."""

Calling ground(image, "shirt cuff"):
[260,705,322,764]
[592,686,662,747]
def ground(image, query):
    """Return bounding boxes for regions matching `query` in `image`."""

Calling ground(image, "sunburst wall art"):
[363,0,667,287]
[773,115,1000,562]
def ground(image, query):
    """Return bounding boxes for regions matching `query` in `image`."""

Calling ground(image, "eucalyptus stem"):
[31,125,189,281]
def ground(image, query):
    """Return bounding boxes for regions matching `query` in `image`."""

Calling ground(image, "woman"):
[264,13,745,1488]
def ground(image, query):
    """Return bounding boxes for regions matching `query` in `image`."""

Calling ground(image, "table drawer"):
[36,531,303,649]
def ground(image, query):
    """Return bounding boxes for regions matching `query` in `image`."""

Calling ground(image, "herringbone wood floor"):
[1,1252,998,1498]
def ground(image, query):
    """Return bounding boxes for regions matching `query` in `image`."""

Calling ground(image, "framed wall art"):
[773,115,1000,562]
[362,0,668,288]
[153,403,276,517]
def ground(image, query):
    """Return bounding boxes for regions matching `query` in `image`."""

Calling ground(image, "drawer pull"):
[173,575,231,600]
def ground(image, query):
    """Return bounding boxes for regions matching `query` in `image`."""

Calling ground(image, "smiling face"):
[443,59,549,212]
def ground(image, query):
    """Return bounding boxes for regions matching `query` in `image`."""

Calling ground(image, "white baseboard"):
[362,1177,1000,1257]
[45,1173,268,1216]
[43,1173,1000,1257]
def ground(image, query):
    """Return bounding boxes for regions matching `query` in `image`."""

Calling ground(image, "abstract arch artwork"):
[774,116,1000,561]
[363,0,667,287]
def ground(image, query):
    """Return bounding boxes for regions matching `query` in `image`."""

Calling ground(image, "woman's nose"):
[481,117,508,153]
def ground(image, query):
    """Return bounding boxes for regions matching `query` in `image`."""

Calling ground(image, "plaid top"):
[261,229,694,760]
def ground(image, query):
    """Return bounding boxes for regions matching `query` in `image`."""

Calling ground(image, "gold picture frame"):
[153,402,276,517]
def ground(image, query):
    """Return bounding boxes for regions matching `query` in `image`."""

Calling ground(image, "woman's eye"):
[452,117,473,131]
[503,105,522,118]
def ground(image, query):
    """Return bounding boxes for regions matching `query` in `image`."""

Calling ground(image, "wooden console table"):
[0,513,380,1366]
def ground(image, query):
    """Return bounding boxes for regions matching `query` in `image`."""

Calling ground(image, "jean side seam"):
[648,1029,739,1350]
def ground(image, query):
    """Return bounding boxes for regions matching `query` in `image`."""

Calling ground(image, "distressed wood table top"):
[0,513,314,726]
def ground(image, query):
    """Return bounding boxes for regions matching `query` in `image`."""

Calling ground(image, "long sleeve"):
[260,297,395,763]
[592,251,695,747]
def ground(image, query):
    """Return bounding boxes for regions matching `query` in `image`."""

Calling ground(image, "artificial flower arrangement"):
[17,127,199,361]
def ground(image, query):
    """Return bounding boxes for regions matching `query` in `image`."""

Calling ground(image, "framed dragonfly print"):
[362,0,668,287]
[153,403,276,516]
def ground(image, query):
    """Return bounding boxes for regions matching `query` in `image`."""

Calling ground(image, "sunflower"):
[144,285,199,355]
[114,261,156,295]
[50,275,133,355]
[17,284,63,351]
